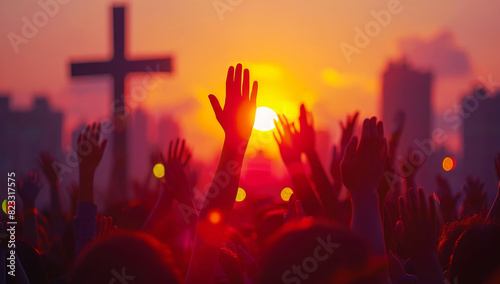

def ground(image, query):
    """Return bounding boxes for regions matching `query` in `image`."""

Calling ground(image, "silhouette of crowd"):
[5,64,500,284]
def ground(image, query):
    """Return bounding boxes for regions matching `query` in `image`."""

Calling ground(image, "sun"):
[253,107,278,131]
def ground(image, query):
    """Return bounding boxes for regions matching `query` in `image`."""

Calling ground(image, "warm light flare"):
[208,210,222,224]
[236,187,246,202]
[442,157,456,171]
[253,107,278,131]
[153,163,165,178]
[281,187,293,202]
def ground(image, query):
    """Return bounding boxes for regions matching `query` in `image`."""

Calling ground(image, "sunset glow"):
[253,107,278,131]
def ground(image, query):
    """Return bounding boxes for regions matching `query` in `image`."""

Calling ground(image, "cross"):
[70,6,173,201]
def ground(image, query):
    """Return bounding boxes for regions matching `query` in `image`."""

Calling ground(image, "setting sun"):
[253,107,278,131]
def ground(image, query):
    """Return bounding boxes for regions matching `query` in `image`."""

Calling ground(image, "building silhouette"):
[463,89,500,206]
[0,95,63,181]
[381,60,434,190]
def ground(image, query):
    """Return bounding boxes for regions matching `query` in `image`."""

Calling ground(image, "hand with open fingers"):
[97,216,117,239]
[340,111,359,153]
[18,171,43,209]
[434,175,460,223]
[462,175,487,215]
[161,138,192,203]
[39,152,60,188]
[77,122,107,175]
[297,104,316,154]
[341,117,388,194]
[208,64,258,143]
[274,114,302,166]
[398,187,438,257]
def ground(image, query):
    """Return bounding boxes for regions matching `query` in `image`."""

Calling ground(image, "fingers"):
[174,138,180,160]
[343,136,358,162]
[179,139,186,160]
[168,140,173,161]
[418,187,427,219]
[428,195,438,227]
[243,68,250,98]
[235,64,242,95]
[208,94,223,120]
[250,81,258,105]
[398,196,409,225]
[226,66,234,91]
[273,119,283,141]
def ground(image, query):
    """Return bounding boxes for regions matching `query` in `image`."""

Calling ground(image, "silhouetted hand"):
[398,188,438,257]
[461,175,487,216]
[341,117,388,194]
[161,138,192,203]
[340,112,359,154]
[78,123,107,175]
[209,64,258,143]
[284,193,305,223]
[330,112,359,189]
[297,104,315,154]
[78,122,107,203]
[397,188,444,284]
[97,216,117,239]
[39,152,60,188]
[18,171,42,209]
[274,114,301,165]
[434,175,460,223]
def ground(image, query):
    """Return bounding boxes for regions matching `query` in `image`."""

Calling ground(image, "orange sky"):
[1,0,500,162]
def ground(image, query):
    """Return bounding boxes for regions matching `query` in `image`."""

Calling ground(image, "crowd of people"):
[5,64,500,283]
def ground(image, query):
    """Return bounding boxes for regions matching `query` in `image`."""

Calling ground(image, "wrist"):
[349,189,379,204]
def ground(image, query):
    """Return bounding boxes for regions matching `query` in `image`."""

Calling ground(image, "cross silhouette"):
[70,6,173,199]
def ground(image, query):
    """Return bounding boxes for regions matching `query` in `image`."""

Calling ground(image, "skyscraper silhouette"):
[382,60,434,190]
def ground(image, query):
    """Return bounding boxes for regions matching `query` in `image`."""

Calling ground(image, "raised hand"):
[39,152,60,188]
[339,111,359,154]
[341,117,388,194]
[209,64,258,144]
[97,216,117,239]
[297,104,315,154]
[78,122,107,203]
[161,138,192,203]
[330,111,359,189]
[397,188,444,283]
[78,123,107,175]
[434,175,460,223]
[461,175,487,217]
[274,114,301,165]
[18,171,43,209]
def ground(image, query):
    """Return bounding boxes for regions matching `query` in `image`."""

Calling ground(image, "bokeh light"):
[208,210,222,224]
[153,163,165,178]
[281,187,293,202]
[236,187,246,202]
[442,157,456,171]
[253,107,278,131]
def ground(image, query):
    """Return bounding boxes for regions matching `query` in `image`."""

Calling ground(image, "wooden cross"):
[70,6,172,200]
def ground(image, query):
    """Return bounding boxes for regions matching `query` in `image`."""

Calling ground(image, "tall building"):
[382,61,434,190]
[464,90,500,206]
[0,95,63,179]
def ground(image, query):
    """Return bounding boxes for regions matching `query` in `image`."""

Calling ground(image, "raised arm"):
[398,188,444,284]
[274,114,324,217]
[142,139,196,234]
[330,111,359,194]
[296,104,338,220]
[341,117,388,256]
[39,152,65,238]
[185,64,257,284]
[18,171,42,248]
[75,122,107,256]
